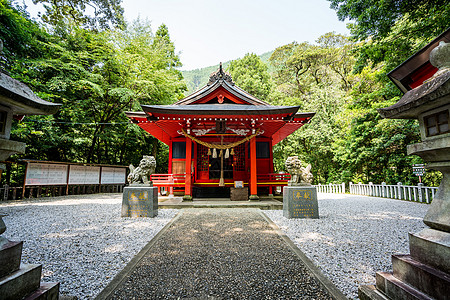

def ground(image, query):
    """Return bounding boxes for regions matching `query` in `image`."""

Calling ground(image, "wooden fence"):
[0,184,124,201]
[314,183,346,194]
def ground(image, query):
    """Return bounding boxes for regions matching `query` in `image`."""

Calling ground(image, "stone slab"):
[358,285,390,300]
[23,282,60,300]
[375,271,434,300]
[121,186,158,218]
[283,186,319,219]
[0,264,42,300]
[230,187,248,201]
[409,228,450,274]
[0,240,22,278]
[392,254,450,300]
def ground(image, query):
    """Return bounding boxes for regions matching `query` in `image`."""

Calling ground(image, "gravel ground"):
[111,208,333,300]
[264,193,428,299]
[0,194,178,299]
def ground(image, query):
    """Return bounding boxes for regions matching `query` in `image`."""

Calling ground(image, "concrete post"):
[2,184,8,201]
[418,183,423,202]
[381,182,386,198]
[397,182,402,200]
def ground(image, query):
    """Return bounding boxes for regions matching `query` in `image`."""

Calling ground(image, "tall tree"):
[227,53,272,101]
[328,0,450,69]
[31,0,124,30]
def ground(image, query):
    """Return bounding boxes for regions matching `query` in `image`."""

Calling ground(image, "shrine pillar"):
[183,140,193,201]
[249,137,259,201]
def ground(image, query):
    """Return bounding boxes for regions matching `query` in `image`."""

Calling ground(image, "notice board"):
[25,163,68,186]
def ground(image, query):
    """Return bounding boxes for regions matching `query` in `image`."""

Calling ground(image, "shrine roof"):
[0,71,61,115]
[174,63,270,106]
[141,104,301,116]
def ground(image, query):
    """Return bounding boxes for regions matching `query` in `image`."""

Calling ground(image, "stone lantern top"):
[378,39,450,120]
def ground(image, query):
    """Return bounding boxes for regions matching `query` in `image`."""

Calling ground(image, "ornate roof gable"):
[207,63,234,86]
[174,63,270,106]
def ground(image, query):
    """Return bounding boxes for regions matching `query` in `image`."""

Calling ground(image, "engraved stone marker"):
[121,186,158,217]
[283,186,319,219]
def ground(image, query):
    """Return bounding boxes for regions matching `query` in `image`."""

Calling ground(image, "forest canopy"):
[1,0,448,187]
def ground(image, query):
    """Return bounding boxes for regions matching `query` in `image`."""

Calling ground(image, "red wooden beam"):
[249,136,258,201]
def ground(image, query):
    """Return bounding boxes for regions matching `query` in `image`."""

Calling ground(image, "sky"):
[23,0,350,70]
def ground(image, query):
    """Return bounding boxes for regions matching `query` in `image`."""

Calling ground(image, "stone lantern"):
[0,41,61,299]
[359,32,450,299]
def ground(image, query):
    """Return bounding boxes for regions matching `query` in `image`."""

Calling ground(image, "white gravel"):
[0,194,178,299]
[1,193,429,299]
[264,193,428,299]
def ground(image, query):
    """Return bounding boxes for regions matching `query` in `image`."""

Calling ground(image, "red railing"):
[150,173,290,195]
[151,174,185,195]
[257,173,290,183]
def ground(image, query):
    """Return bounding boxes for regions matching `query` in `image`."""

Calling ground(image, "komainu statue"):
[127,156,156,185]
[285,156,313,185]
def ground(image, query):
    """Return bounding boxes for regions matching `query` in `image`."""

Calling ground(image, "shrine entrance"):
[209,156,233,180]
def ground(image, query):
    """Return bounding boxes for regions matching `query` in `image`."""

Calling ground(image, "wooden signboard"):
[25,163,68,186]
[101,167,126,184]
[68,165,100,185]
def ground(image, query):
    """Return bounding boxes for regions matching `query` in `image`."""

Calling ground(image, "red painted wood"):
[409,62,438,89]
[185,139,192,196]
[250,137,257,196]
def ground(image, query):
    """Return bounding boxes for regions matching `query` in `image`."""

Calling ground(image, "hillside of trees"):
[182,51,273,94]
[1,0,448,187]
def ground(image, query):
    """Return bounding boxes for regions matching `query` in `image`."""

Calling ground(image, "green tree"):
[328,0,450,69]
[3,1,185,173]
[227,53,272,101]
[31,0,124,30]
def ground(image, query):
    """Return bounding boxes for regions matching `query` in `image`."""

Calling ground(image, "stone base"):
[121,186,158,217]
[0,239,22,278]
[182,195,193,202]
[359,228,450,300]
[248,194,260,202]
[0,264,42,300]
[409,228,450,274]
[230,187,248,201]
[283,186,318,219]
[24,282,59,300]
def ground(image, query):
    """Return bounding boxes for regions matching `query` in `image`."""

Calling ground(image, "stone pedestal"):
[283,186,319,219]
[0,214,59,300]
[121,186,158,217]
[230,187,248,201]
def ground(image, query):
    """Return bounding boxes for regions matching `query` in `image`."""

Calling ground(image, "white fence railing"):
[314,183,346,194]
[349,182,438,204]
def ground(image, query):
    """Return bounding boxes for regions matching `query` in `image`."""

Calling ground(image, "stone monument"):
[121,156,158,217]
[283,156,319,219]
[0,214,59,299]
[359,35,450,299]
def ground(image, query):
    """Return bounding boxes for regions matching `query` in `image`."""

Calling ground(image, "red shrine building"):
[126,65,314,200]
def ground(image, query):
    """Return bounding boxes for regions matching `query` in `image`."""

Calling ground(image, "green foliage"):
[181,50,273,95]
[31,0,124,30]
[328,0,450,70]
[2,0,185,182]
[227,53,272,101]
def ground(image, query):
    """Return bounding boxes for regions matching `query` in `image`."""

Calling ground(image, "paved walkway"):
[98,208,342,299]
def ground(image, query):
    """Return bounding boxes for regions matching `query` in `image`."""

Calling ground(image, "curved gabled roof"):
[0,72,61,115]
[175,63,270,106]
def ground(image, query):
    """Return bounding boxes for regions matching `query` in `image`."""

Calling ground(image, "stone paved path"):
[107,208,333,299]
